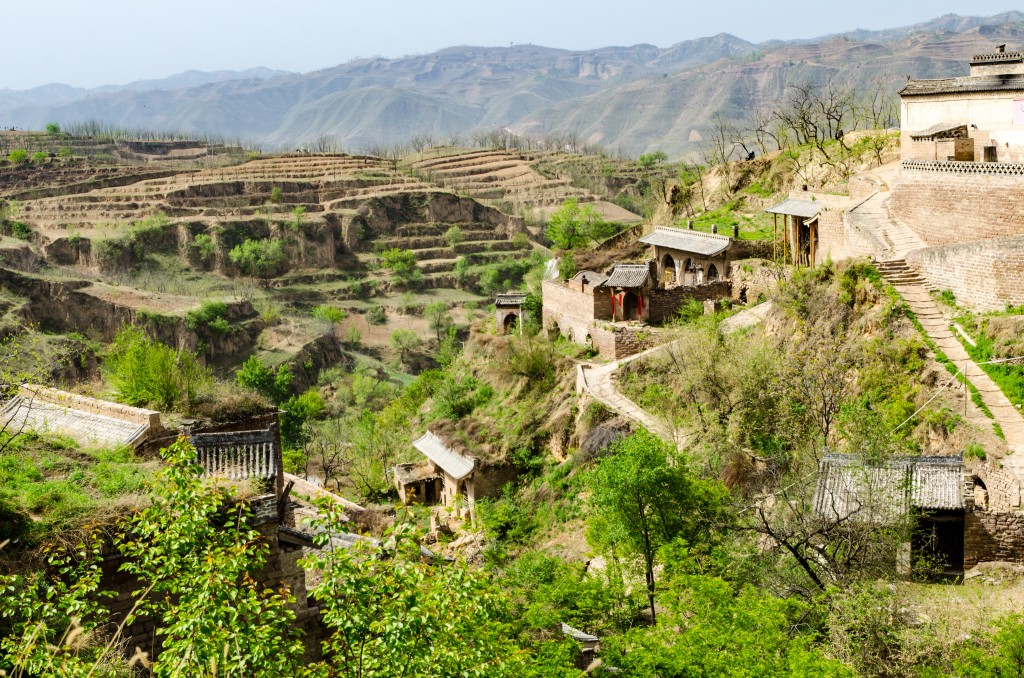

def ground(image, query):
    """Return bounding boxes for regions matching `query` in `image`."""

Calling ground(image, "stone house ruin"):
[495,292,526,335]
[395,431,518,516]
[815,452,1024,572]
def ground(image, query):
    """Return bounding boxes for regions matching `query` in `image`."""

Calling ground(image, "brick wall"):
[816,208,879,263]
[964,510,1024,568]
[648,281,732,323]
[542,279,610,343]
[969,460,1021,510]
[905,236,1024,311]
[890,170,1024,245]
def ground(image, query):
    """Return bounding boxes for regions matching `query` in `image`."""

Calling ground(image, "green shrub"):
[31,151,47,163]
[8,221,31,240]
[185,300,230,332]
[269,186,283,203]
[433,376,493,420]
[367,305,387,325]
[44,122,61,135]
[281,389,326,447]
[107,326,209,412]
[511,232,530,249]
[7,149,28,164]
[58,146,73,158]
[190,233,216,260]
[229,237,286,281]
[236,356,293,404]
[477,487,536,544]
[311,305,347,324]
[445,225,465,246]
[965,443,987,461]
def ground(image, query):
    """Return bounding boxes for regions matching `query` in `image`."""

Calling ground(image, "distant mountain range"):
[2,12,1023,157]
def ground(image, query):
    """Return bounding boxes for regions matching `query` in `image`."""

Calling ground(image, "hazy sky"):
[2,1,1018,90]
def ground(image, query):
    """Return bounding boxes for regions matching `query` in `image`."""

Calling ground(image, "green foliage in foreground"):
[0,438,583,677]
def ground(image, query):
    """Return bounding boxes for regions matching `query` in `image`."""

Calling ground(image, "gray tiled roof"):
[909,123,968,139]
[765,198,821,219]
[814,453,964,521]
[604,264,650,288]
[570,270,609,287]
[495,293,527,306]
[900,74,1024,97]
[412,431,474,480]
[0,396,149,448]
[639,227,732,256]
[561,623,598,643]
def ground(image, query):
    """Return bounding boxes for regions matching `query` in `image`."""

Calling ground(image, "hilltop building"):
[900,45,1024,164]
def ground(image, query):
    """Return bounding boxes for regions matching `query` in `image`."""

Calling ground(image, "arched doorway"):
[707,263,719,282]
[623,292,639,320]
[502,312,518,334]
[662,254,676,287]
[683,258,694,286]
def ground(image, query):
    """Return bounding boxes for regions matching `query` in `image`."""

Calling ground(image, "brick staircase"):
[874,258,936,292]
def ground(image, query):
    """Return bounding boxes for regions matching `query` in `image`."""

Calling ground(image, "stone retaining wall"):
[964,510,1024,568]
[19,384,160,429]
[905,236,1024,311]
[890,170,1024,246]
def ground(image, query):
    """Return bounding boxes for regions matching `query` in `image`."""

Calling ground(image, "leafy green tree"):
[390,328,422,366]
[45,122,61,135]
[229,238,286,284]
[312,304,347,330]
[301,501,532,677]
[235,356,292,404]
[379,247,423,288]
[117,438,304,676]
[557,252,577,280]
[545,198,602,250]
[281,389,326,447]
[269,186,283,203]
[445,225,465,246]
[424,300,453,342]
[107,326,209,412]
[587,428,729,624]
[637,150,668,168]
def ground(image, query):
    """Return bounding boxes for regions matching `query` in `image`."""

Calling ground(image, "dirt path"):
[576,302,774,445]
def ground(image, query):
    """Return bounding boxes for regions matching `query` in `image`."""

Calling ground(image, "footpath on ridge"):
[847,165,1024,478]
[576,303,774,445]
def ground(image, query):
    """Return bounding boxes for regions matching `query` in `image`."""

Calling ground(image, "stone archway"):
[502,312,518,334]
[707,263,719,281]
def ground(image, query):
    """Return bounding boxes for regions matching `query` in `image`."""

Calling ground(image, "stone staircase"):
[874,258,936,292]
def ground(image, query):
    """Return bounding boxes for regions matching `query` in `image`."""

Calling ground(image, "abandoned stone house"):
[814,452,1024,572]
[541,228,735,358]
[495,292,526,335]
[395,430,517,515]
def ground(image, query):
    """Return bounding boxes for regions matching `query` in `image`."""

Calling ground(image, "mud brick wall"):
[905,236,1024,311]
[890,169,1024,246]
[471,464,520,501]
[647,281,732,324]
[965,510,1024,568]
[815,208,878,263]
[542,280,611,343]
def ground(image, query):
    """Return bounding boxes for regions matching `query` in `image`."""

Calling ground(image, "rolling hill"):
[1,13,1023,156]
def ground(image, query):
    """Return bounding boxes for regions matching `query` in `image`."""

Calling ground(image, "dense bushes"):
[106,326,209,412]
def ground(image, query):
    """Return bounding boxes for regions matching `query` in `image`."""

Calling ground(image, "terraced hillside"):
[0,145,539,378]
[405,148,642,225]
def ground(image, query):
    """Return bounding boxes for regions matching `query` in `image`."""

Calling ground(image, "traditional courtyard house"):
[495,292,527,335]
[900,45,1024,164]
[639,226,734,287]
